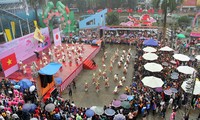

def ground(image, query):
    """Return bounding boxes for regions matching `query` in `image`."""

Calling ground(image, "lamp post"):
[184,71,197,119]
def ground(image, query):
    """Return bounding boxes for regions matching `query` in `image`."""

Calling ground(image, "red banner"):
[1,53,17,71]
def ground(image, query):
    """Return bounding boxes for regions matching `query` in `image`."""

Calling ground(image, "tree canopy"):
[106,12,119,25]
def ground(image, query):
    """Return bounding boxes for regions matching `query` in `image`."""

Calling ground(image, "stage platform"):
[0,44,101,92]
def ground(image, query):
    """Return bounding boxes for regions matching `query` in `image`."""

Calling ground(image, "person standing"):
[72,81,76,89]
[68,87,72,96]
[170,109,176,120]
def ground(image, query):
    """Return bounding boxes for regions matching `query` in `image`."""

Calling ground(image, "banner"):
[5,29,12,41]
[197,0,200,6]
[53,28,61,46]
[34,20,38,28]
[0,53,18,77]
[10,21,15,38]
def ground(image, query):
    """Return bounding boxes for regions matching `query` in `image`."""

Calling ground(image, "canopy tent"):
[143,39,158,46]
[38,62,62,75]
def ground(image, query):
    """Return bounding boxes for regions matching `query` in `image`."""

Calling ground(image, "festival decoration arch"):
[192,12,200,29]
[39,1,78,33]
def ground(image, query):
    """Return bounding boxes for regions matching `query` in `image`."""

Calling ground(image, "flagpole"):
[27,18,30,34]
[0,18,4,32]
[19,20,23,36]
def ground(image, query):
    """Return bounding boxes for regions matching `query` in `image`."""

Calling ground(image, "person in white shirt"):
[114,74,118,81]
[168,97,173,109]
[113,86,118,94]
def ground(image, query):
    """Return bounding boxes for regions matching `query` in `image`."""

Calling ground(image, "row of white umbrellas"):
[141,46,200,95]
[143,46,174,53]
[143,46,200,61]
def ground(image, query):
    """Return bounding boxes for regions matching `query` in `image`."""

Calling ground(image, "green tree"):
[152,0,183,40]
[29,0,46,23]
[106,12,119,25]
[178,16,192,27]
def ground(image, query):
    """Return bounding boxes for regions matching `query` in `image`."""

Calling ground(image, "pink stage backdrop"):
[53,28,61,46]
[0,27,51,77]
[0,27,51,62]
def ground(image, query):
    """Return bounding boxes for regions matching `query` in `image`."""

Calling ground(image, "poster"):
[53,28,61,46]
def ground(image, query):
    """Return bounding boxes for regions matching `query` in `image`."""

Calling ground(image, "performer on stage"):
[34,50,40,59]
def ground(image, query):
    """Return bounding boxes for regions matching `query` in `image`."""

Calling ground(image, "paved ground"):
[62,44,200,119]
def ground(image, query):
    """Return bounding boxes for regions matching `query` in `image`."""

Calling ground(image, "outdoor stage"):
[0,43,101,92]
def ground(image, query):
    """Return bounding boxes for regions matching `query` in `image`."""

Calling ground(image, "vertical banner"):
[5,29,12,41]
[10,21,15,39]
[53,28,61,46]
[197,0,200,6]
[34,20,38,28]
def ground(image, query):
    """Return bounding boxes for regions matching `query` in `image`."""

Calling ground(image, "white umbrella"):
[29,85,36,92]
[181,79,200,95]
[30,118,38,120]
[141,76,164,88]
[159,46,174,52]
[45,103,55,112]
[144,62,163,72]
[195,55,200,60]
[143,47,157,53]
[177,66,196,75]
[173,54,190,61]
[142,53,158,61]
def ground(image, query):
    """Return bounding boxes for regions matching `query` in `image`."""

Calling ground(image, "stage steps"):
[83,59,97,70]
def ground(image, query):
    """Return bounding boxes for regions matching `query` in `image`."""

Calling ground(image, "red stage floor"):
[0,44,100,88]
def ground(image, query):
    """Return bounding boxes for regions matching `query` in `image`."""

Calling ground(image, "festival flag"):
[10,21,16,38]
[0,53,17,71]
[5,29,12,41]
[53,28,61,46]
[34,20,38,28]
[34,27,44,42]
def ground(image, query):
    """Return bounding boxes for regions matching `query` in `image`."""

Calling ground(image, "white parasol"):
[143,47,157,53]
[195,55,200,60]
[144,62,163,72]
[141,76,164,88]
[159,46,174,52]
[181,79,200,95]
[142,53,158,61]
[177,66,196,75]
[173,54,190,61]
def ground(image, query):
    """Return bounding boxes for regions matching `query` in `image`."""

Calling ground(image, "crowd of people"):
[1,28,200,120]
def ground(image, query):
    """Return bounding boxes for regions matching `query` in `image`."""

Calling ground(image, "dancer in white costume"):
[113,86,118,94]
[114,74,118,81]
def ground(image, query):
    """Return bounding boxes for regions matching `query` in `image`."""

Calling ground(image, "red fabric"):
[65,7,70,14]
[97,9,102,12]
[158,9,163,14]
[117,9,123,13]
[0,53,17,71]
[127,9,133,13]
[137,9,143,13]
[108,9,113,13]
